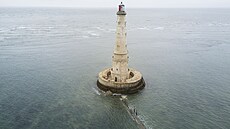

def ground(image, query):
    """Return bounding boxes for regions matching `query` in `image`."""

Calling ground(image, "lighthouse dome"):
[117,2,126,15]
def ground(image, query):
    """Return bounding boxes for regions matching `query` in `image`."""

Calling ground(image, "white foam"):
[16,26,55,32]
[154,27,164,30]
[92,88,101,95]
[138,115,152,129]
[94,27,105,31]
[128,27,151,32]
[17,26,28,29]
[87,31,100,37]
[137,27,150,30]
[90,33,99,36]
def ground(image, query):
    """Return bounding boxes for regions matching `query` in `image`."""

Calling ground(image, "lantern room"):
[119,2,125,12]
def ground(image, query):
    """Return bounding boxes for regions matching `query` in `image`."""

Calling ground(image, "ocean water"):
[0,8,230,129]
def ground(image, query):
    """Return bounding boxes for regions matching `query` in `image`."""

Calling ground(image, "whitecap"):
[90,33,99,36]
[138,115,152,129]
[92,88,101,95]
[86,31,100,37]
[17,26,28,29]
[137,27,150,30]
[154,27,164,30]
[94,26,105,31]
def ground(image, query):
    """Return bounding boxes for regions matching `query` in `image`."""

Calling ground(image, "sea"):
[0,8,230,129]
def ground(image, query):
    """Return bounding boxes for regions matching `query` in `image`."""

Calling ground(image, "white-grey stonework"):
[97,4,145,94]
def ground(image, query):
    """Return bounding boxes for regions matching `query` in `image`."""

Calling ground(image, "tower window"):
[130,72,134,78]
[115,77,117,82]
[107,71,111,76]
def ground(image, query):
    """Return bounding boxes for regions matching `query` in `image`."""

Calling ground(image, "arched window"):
[107,71,111,77]
[115,77,117,82]
[130,72,134,78]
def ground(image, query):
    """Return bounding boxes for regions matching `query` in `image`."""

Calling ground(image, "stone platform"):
[97,68,145,94]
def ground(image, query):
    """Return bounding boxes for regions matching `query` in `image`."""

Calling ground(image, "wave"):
[94,26,105,31]
[128,27,151,31]
[0,37,4,42]
[17,26,28,29]
[137,27,151,30]
[86,31,100,37]
[14,26,55,32]
[81,35,89,38]
[138,115,152,129]
[107,29,116,32]
[207,22,230,27]
[92,88,101,95]
[94,26,116,33]
[154,27,164,30]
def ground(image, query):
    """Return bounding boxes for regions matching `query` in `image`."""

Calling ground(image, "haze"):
[0,0,230,8]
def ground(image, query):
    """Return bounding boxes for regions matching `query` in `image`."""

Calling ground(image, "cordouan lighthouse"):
[97,2,145,94]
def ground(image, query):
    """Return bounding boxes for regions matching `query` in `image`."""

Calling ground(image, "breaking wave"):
[137,27,151,30]
[154,27,164,30]
[92,88,101,95]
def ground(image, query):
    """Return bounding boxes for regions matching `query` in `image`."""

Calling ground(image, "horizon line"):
[0,6,230,9]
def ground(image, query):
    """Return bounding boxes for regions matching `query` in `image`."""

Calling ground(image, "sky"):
[0,0,230,8]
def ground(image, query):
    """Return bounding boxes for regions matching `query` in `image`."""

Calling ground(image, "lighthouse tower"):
[111,2,128,82]
[97,2,145,94]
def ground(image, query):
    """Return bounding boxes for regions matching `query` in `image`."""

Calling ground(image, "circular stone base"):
[97,77,145,94]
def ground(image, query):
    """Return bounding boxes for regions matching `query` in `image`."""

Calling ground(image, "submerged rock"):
[104,90,113,96]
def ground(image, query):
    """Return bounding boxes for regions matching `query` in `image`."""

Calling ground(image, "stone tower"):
[111,2,128,83]
[97,2,145,94]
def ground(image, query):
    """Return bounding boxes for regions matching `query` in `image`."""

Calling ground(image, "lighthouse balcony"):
[117,11,126,15]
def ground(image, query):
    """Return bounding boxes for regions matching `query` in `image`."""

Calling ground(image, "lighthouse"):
[97,2,145,94]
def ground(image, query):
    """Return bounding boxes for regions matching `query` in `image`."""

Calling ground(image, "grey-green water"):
[0,8,230,129]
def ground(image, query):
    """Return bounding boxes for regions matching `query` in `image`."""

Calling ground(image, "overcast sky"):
[1,0,230,8]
